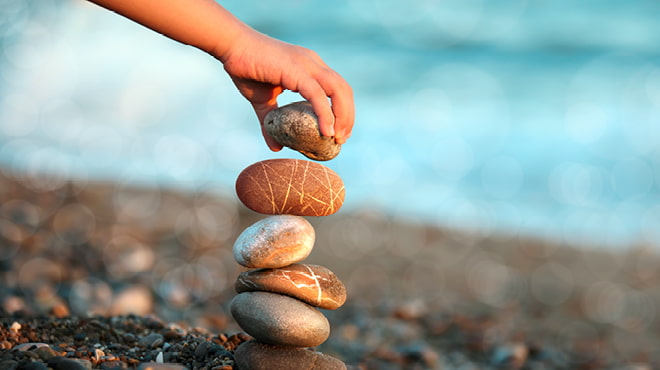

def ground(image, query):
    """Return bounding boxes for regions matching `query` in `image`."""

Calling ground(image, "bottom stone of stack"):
[230,291,330,347]
[234,340,347,370]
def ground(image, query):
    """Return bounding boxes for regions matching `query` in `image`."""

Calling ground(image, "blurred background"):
[1,0,660,248]
[2,1,660,366]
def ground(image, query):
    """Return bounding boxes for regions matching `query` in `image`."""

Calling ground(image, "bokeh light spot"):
[466,254,516,307]
[480,155,524,199]
[69,277,113,316]
[611,157,653,200]
[153,135,212,180]
[548,162,606,206]
[431,138,474,182]
[582,281,627,324]
[113,181,162,221]
[52,203,96,245]
[103,235,155,279]
[565,101,610,144]
[530,262,574,306]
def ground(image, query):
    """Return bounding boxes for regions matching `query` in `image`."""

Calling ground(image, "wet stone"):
[264,101,342,161]
[230,291,330,347]
[233,215,315,269]
[235,263,347,310]
[234,340,347,370]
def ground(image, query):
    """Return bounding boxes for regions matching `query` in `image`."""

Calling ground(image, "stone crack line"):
[280,160,295,214]
[237,275,260,289]
[322,167,335,214]
[299,160,309,206]
[303,264,323,304]
[258,162,277,214]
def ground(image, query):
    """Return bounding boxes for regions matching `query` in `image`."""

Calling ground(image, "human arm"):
[87,0,354,150]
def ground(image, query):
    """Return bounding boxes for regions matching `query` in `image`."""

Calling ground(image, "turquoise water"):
[1,0,660,247]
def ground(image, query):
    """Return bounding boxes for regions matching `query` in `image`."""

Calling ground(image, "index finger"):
[316,70,355,144]
[296,78,336,138]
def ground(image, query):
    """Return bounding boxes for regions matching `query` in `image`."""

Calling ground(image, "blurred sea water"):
[1,0,660,248]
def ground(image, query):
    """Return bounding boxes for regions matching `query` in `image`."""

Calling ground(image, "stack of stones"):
[229,102,349,369]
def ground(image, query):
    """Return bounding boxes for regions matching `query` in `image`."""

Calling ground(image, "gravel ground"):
[1,169,659,369]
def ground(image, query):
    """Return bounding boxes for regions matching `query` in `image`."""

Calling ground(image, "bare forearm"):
[87,0,355,146]
[87,0,248,59]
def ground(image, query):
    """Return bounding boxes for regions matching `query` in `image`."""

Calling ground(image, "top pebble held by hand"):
[265,101,342,161]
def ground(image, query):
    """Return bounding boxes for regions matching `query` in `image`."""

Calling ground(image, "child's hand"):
[218,29,354,151]
[86,0,354,151]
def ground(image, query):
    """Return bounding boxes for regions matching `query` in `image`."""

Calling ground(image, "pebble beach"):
[1,168,660,369]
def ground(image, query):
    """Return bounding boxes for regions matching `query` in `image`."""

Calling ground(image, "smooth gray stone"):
[234,340,346,370]
[230,292,330,347]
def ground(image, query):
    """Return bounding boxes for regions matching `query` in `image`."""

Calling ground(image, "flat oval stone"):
[230,291,330,347]
[233,215,315,268]
[235,264,346,310]
[235,159,345,216]
[264,101,341,161]
[234,340,346,370]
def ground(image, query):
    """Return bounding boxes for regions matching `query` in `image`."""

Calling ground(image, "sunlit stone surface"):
[233,215,315,269]
[235,159,345,216]
[235,263,346,310]
[264,101,341,161]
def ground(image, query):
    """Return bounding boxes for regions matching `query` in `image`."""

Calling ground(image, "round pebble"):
[23,363,49,370]
[47,357,90,370]
[0,360,18,370]
[234,339,347,370]
[264,101,342,161]
[139,333,164,349]
[230,291,330,347]
[235,159,345,217]
[233,215,315,268]
[235,263,346,310]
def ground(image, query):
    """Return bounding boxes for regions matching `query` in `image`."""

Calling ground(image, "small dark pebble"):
[194,341,212,359]
[33,347,58,362]
[0,360,18,370]
[123,333,138,343]
[22,362,49,370]
[47,356,90,370]
[99,361,128,370]
[139,333,164,349]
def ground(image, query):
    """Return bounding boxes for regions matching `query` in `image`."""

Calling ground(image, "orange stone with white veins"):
[235,159,345,216]
[235,263,347,310]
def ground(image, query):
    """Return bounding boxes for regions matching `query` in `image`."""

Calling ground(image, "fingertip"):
[321,124,335,138]
[266,137,283,151]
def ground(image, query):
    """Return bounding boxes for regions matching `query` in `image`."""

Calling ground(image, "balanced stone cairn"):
[229,102,349,369]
